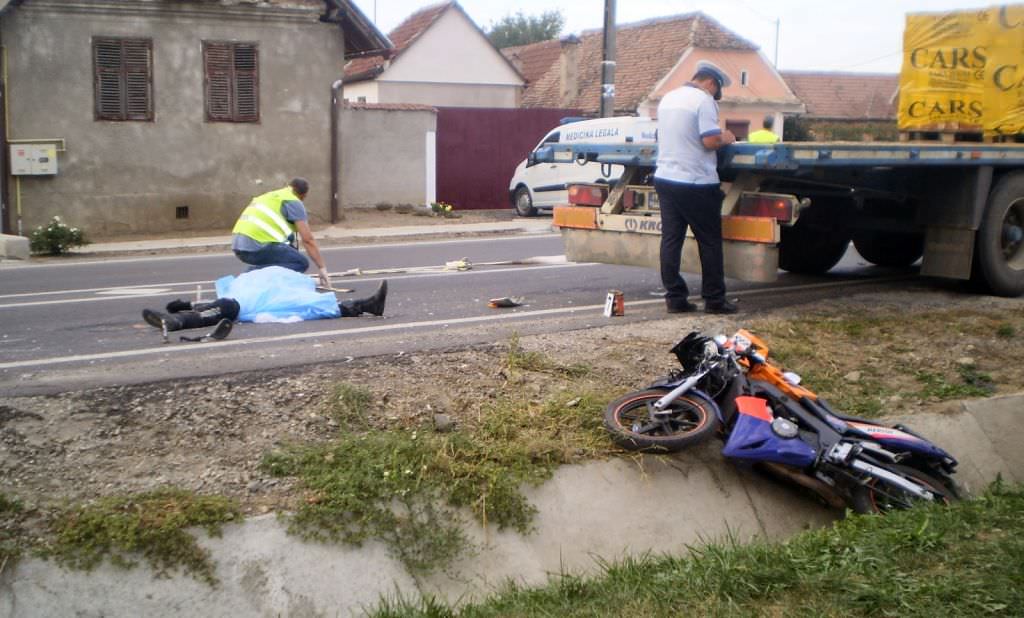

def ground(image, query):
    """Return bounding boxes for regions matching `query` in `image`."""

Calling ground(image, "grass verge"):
[260,340,612,575]
[371,482,1024,617]
[751,308,1024,417]
[261,388,611,575]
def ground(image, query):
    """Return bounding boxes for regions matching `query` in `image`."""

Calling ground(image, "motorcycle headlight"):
[771,417,799,439]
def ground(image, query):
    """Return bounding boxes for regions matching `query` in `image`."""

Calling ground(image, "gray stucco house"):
[0,0,389,238]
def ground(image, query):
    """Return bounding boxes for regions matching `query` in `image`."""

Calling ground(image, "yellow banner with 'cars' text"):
[899,4,1024,136]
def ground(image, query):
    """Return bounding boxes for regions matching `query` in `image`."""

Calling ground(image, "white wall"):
[340,107,437,209]
[383,9,521,87]
[342,80,379,104]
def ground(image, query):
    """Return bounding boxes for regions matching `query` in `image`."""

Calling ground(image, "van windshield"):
[537,131,560,149]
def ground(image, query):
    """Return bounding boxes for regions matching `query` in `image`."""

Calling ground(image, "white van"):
[508,116,657,217]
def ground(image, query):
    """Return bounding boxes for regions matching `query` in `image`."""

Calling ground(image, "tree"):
[487,10,564,48]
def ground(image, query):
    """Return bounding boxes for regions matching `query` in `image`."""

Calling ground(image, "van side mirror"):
[527,152,538,167]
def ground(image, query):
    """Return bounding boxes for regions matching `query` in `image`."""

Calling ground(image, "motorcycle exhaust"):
[759,462,847,509]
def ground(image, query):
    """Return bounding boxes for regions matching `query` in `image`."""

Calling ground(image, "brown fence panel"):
[436,107,581,211]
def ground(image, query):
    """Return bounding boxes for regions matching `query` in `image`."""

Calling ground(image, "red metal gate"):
[436,107,580,211]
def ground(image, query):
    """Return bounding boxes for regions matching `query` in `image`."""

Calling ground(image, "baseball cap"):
[693,61,732,100]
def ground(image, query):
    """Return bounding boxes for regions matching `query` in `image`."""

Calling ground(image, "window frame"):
[93,36,154,122]
[202,40,260,123]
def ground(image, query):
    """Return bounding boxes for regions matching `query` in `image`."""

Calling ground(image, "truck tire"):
[852,232,924,267]
[974,172,1024,297]
[513,186,537,217]
[779,203,851,274]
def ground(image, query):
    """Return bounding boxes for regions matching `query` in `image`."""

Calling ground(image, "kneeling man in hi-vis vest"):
[231,177,331,288]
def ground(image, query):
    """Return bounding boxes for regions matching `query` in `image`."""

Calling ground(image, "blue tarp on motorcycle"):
[215,266,341,323]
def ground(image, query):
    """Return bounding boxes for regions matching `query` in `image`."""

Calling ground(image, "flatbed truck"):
[534,140,1024,297]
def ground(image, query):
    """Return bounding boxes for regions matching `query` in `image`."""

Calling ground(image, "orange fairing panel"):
[553,206,598,229]
[735,396,772,422]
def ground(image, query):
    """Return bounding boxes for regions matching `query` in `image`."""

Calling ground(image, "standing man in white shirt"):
[654,61,738,314]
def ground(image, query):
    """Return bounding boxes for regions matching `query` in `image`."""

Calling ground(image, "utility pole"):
[600,0,616,118]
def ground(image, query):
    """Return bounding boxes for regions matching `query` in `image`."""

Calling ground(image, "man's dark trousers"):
[655,178,726,308]
[234,243,309,273]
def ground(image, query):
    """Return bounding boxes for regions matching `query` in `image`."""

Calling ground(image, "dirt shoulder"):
[1,289,1022,518]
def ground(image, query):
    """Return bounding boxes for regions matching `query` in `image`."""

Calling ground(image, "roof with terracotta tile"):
[517,12,759,114]
[344,1,451,80]
[501,38,564,85]
[781,71,899,120]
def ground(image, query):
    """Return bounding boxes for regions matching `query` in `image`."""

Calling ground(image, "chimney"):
[559,35,581,108]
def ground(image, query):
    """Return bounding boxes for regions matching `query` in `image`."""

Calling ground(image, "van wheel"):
[513,187,537,217]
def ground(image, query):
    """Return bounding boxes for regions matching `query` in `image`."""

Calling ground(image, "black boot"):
[165,298,193,313]
[143,298,240,331]
[339,281,387,317]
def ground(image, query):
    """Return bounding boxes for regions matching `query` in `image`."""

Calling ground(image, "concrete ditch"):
[2,394,1020,617]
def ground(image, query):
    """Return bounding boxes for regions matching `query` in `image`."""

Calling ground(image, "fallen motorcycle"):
[604,330,960,514]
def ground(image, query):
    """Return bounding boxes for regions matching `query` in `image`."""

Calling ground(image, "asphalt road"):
[0,233,919,396]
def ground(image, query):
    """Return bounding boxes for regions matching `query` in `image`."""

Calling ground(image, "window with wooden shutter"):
[203,41,259,123]
[93,37,153,121]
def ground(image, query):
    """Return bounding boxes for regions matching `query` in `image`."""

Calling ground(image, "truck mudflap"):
[554,206,780,283]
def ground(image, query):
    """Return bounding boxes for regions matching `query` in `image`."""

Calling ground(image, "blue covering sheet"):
[215,266,341,323]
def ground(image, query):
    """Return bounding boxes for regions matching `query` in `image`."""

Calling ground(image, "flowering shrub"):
[430,202,456,218]
[29,216,88,255]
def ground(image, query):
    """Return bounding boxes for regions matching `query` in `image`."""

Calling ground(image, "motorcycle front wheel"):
[849,464,958,514]
[603,388,720,453]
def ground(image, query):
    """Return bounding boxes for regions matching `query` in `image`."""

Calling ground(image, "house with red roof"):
[504,12,803,140]
[343,1,525,108]
[781,71,899,141]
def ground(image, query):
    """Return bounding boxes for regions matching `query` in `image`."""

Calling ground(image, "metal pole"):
[331,79,342,224]
[599,0,616,118]
[326,0,347,224]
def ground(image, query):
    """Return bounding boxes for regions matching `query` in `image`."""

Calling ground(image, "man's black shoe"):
[666,300,699,313]
[165,298,192,313]
[704,299,739,314]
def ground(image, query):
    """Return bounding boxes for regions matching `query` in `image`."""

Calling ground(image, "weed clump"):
[329,383,374,428]
[1,492,28,572]
[39,488,240,586]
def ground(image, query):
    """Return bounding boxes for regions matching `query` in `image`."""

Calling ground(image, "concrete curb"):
[0,234,30,261]
[3,394,1020,617]
[70,220,555,256]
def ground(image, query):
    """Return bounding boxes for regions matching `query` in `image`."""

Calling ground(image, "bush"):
[429,202,458,218]
[29,216,87,255]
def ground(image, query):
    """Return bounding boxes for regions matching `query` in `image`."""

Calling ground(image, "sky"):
[349,0,1001,73]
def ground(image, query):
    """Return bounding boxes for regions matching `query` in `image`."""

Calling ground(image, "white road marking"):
[0,261,584,309]
[0,275,911,371]
[95,287,174,296]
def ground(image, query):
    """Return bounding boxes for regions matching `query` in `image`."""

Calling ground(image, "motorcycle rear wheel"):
[603,388,720,453]
[849,464,958,514]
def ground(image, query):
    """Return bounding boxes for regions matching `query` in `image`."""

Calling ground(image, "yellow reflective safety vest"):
[748,129,780,144]
[231,187,299,244]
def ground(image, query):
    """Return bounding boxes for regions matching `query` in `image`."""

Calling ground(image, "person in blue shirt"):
[655,61,739,315]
